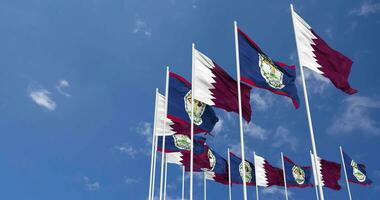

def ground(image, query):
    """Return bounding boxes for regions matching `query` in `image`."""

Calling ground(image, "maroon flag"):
[292,8,357,94]
[254,154,284,187]
[193,48,252,122]
[311,154,342,190]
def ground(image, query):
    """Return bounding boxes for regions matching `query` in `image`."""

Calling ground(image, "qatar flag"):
[291,7,357,94]
[193,48,252,122]
[311,153,342,190]
[254,153,284,187]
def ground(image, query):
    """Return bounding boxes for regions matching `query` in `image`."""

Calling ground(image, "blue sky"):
[0,0,379,199]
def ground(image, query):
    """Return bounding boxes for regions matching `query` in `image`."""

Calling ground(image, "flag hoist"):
[290,4,325,200]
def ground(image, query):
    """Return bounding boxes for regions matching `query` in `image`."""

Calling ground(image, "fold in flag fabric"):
[193,48,252,122]
[283,156,313,188]
[161,135,210,172]
[311,154,342,190]
[254,154,284,187]
[168,72,219,135]
[238,28,300,108]
[154,92,176,136]
[203,148,229,185]
[292,8,357,94]
[229,152,256,185]
[342,150,372,186]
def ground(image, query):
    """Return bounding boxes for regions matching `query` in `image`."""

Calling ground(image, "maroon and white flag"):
[292,8,357,94]
[254,154,284,187]
[193,48,252,122]
[311,153,342,190]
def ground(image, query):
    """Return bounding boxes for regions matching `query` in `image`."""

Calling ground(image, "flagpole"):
[148,89,159,200]
[254,152,259,200]
[163,158,168,200]
[340,146,353,200]
[159,67,170,200]
[228,148,232,200]
[152,125,159,200]
[310,151,320,200]
[204,172,207,200]
[190,43,195,200]
[281,152,289,200]
[234,20,248,200]
[290,4,325,200]
[182,166,185,200]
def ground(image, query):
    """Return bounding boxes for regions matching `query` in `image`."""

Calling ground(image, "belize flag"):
[168,72,219,135]
[203,148,229,185]
[342,150,372,186]
[229,152,256,185]
[283,156,313,188]
[237,28,300,108]
[156,134,206,153]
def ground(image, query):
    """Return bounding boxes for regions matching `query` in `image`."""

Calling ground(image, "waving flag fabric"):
[154,92,176,136]
[342,150,372,186]
[283,156,313,188]
[193,48,252,122]
[311,154,342,190]
[168,72,219,135]
[254,154,284,187]
[229,152,256,185]
[203,148,229,185]
[237,28,300,108]
[291,8,357,94]
[156,134,205,153]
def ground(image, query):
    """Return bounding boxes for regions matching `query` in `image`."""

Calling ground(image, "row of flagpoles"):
[147,4,370,200]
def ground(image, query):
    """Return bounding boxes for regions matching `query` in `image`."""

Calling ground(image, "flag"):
[168,72,219,135]
[283,156,313,188]
[291,8,357,94]
[203,148,230,185]
[237,28,300,108]
[229,152,256,185]
[193,48,252,122]
[342,150,372,186]
[254,153,284,187]
[160,135,210,171]
[154,92,176,136]
[311,154,341,190]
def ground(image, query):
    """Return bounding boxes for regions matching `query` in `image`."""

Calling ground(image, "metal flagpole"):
[254,152,259,200]
[164,158,168,200]
[182,166,185,200]
[340,146,353,200]
[204,172,207,200]
[233,20,248,200]
[310,151,320,200]
[290,4,325,200]
[159,67,170,200]
[151,122,159,200]
[228,148,232,200]
[148,89,159,200]
[281,152,289,200]
[190,43,195,200]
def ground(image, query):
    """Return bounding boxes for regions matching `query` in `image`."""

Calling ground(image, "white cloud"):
[136,122,153,143]
[328,96,380,135]
[83,176,100,191]
[271,126,298,152]
[124,177,141,184]
[250,92,275,111]
[29,88,56,111]
[56,79,71,97]
[300,68,330,94]
[191,0,198,9]
[244,122,270,140]
[212,119,224,135]
[114,143,138,158]
[133,19,152,37]
[350,1,380,16]
[324,27,333,39]
[261,187,293,198]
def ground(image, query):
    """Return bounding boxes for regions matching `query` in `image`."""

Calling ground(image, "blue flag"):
[238,28,300,108]
[283,156,313,188]
[203,148,229,185]
[157,134,206,153]
[343,151,372,186]
[229,152,255,185]
[167,72,219,135]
